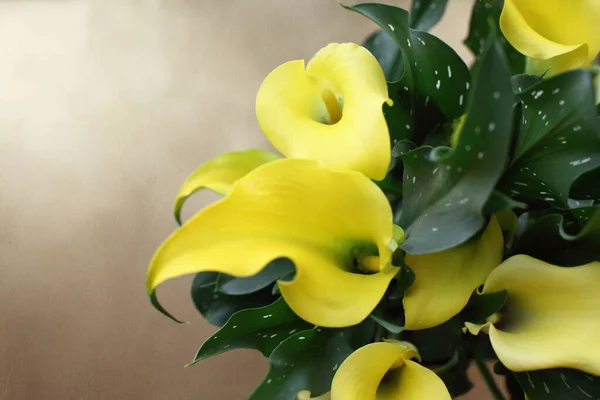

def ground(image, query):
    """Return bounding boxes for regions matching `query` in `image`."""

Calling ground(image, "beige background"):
[0,0,503,399]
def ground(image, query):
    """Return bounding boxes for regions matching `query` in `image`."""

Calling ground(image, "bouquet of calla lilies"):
[146,1,600,399]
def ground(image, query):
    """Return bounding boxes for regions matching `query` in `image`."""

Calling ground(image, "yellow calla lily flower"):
[148,158,400,327]
[500,0,600,75]
[173,149,280,224]
[256,43,392,180]
[466,255,600,375]
[403,216,504,330]
[330,341,451,399]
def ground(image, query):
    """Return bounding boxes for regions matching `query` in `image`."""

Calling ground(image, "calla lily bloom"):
[402,216,504,330]
[329,341,451,399]
[465,255,600,375]
[500,0,600,75]
[256,43,392,180]
[173,149,279,224]
[147,158,401,327]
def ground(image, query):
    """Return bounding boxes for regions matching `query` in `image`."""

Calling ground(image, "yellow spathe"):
[500,0,600,75]
[148,158,400,327]
[256,43,392,180]
[330,341,451,400]
[403,216,504,330]
[475,255,600,375]
[173,149,279,223]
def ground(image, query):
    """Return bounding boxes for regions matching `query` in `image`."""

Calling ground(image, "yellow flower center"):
[358,255,381,273]
[320,87,343,125]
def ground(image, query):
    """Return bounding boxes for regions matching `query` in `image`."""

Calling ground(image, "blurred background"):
[0,0,500,398]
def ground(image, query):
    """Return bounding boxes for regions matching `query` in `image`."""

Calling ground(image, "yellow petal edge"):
[500,0,600,74]
[173,149,279,224]
[148,158,399,327]
[480,255,600,375]
[403,216,504,330]
[256,43,392,180]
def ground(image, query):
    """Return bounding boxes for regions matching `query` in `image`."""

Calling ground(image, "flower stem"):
[474,353,505,400]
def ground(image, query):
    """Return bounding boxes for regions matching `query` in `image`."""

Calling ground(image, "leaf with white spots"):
[409,0,448,31]
[465,0,525,75]
[191,297,312,364]
[515,368,600,400]
[514,206,600,266]
[397,37,514,254]
[499,70,600,208]
[248,321,374,400]
[191,272,278,326]
[351,2,470,144]
[217,258,296,295]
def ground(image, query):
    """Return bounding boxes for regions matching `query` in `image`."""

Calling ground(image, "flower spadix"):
[147,158,400,327]
[402,216,504,330]
[173,149,279,224]
[466,255,600,375]
[256,43,392,180]
[330,341,451,400]
[500,0,600,75]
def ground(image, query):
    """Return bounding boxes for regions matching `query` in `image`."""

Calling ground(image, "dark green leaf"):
[191,297,312,364]
[402,317,463,364]
[217,258,295,295]
[409,0,448,31]
[499,70,600,208]
[369,306,404,334]
[461,290,507,324]
[397,38,515,254]
[191,272,277,326]
[514,206,600,265]
[515,368,600,400]
[464,0,525,75]
[348,2,470,144]
[512,74,542,94]
[362,29,403,82]
[435,350,474,398]
[249,321,374,400]
[484,190,527,216]
[571,166,600,201]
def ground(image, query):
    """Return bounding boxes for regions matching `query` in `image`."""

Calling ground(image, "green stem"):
[474,353,505,400]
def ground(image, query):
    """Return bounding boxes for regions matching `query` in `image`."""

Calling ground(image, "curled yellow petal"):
[403,216,504,330]
[256,43,392,180]
[500,0,600,74]
[331,342,451,400]
[173,149,279,224]
[148,158,398,327]
[480,255,600,375]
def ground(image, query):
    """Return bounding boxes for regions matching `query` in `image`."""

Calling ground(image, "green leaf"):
[499,70,600,208]
[435,350,474,398]
[461,290,507,324]
[397,37,515,254]
[190,272,277,326]
[217,258,295,295]
[409,0,448,31]
[249,322,374,400]
[362,29,403,82]
[348,2,470,144]
[512,74,542,94]
[464,0,525,75]
[191,297,312,364]
[402,316,463,363]
[514,206,600,266]
[483,190,527,215]
[515,368,600,400]
[571,166,600,201]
